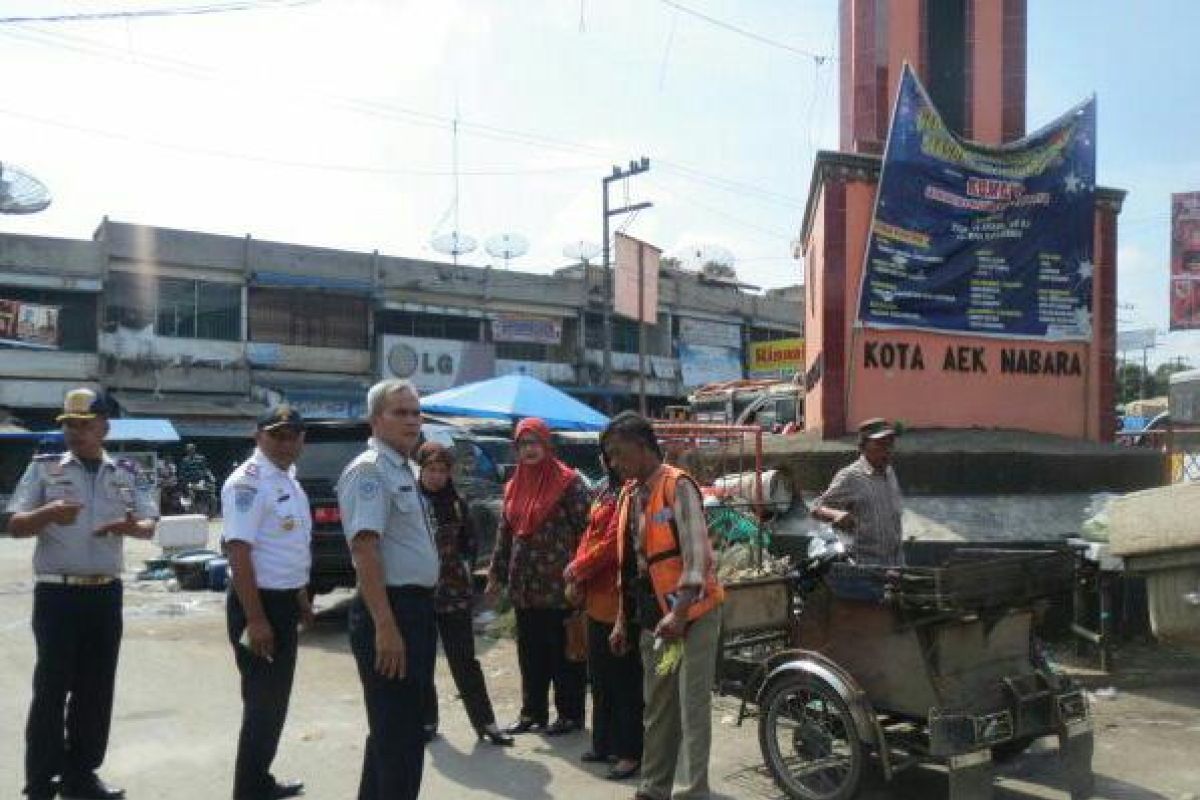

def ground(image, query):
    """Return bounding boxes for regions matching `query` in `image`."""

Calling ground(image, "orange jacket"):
[615,465,724,623]
[567,491,621,623]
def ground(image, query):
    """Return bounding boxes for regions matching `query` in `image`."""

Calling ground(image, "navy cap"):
[57,388,117,422]
[257,403,305,432]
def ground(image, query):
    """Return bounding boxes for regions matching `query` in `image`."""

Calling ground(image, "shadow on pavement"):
[426,736,554,799]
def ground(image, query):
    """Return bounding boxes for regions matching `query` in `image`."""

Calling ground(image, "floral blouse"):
[487,476,591,610]
[428,492,477,615]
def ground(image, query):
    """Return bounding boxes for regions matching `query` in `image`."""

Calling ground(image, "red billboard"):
[1170,192,1200,330]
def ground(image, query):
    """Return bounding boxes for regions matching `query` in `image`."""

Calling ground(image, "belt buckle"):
[70,575,112,587]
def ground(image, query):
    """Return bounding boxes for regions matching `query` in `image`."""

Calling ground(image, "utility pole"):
[601,158,652,413]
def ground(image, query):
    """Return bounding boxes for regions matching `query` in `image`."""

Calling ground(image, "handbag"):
[564,610,588,662]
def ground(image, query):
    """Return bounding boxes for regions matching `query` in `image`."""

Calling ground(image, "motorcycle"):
[180,477,218,518]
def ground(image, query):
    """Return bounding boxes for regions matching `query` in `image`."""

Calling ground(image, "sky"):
[0,0,1196,367]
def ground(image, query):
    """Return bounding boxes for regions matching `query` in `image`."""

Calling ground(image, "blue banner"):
[857,64,1097,340]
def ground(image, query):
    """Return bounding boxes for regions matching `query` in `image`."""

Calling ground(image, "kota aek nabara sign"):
[862,339,1084,376]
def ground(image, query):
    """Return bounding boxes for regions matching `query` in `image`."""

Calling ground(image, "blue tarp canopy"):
[421,375,610,432]
[0,419,180,443]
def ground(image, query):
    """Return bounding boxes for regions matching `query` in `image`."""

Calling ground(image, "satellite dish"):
[688,243,735,269]
[431,231,477,264]
[484,232,530,268]
[0,162,52,214]
[563,239,601,265]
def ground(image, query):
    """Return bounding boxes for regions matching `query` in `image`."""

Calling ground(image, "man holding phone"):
[6,388,158,800]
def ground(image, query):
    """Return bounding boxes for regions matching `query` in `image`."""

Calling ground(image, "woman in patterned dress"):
[485,418,591,736]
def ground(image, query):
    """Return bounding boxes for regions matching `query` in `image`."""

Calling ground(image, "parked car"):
[298,419,506,596]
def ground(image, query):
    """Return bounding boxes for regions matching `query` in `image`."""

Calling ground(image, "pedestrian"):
[605,411,725,800]
[221,404,313,800]
[6,388,158,800]
[810,417,906,566]
[336,379,439,800]
[485,417,590,737]
[415,441,514,747]
[563,448,643,781]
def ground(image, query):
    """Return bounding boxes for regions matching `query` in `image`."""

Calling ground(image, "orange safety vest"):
[616,465,724,622]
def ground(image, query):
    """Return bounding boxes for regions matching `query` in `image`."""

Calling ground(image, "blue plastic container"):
[206,557,229,592]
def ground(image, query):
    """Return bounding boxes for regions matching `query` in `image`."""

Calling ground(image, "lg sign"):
[387,344,454,378]
[381,335,495,392]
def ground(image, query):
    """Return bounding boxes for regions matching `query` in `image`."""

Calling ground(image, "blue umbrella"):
[421,374,609,432]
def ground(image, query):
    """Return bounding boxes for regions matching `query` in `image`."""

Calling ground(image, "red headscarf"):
[503,417,578,538]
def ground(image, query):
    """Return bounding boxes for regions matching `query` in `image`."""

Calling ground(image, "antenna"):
[563,239,601,265]
[0,162,51,214]
[431,232,478,262]
[485,233,530,269]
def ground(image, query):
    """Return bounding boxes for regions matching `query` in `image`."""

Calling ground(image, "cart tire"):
[991,735,1038,763]
[758,672,864,800]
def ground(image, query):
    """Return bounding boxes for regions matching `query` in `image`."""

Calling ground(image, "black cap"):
[257,403,305,432]
[858,417,898,440]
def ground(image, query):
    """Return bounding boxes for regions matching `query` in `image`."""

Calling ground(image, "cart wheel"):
[758,672,864,800]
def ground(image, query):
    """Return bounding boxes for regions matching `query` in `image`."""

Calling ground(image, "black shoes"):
[477,724,515,746]
[544,718,582,736]
[606,761,641,781]
[580,750,614,763]
[266,780,305,799]
[503,718,546,735]
[59,775,125,800]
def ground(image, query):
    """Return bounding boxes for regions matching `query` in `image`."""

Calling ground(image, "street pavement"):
[2,529,1199,799]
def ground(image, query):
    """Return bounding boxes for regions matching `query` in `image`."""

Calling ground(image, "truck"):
[687,378,803,432]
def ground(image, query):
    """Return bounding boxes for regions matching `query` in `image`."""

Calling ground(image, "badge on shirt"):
[281,516,297,531]
[234,486,257,513]
[359,478,380,500]
[245,463,260,478]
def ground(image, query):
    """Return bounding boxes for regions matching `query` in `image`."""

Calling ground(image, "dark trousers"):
[349,588,437,800]
[25,582,122,798]
[514,607,586,724]
[424,611,497,733]
[587,617,644,761]
[226,588,301,800]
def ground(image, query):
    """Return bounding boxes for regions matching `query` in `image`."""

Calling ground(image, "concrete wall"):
[246,343,370,375]
[0,233,101,277]
[0,350,97,381]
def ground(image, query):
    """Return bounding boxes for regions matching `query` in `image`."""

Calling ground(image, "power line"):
[0,106,603,177]
[0,0,318,24]
[3,23,809,210]
[656,0,831,64]
[646,177,795,241]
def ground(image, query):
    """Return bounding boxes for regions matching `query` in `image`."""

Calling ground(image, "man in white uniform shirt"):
[221,405,313,800]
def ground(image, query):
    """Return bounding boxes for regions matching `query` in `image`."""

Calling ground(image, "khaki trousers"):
[638,606,722,800]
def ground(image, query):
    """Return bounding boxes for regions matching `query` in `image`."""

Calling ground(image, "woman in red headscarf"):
[485,417,591,736]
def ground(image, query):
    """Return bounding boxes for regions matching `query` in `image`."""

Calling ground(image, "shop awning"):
[0,419,179,443]
[112,392,263,439]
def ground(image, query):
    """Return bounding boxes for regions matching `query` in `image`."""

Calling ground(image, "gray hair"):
[366,379,420,419]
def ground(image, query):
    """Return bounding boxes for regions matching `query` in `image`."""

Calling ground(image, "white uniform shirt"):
[221,449,312,590]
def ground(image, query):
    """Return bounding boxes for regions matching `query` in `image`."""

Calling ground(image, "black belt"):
[386,585,434,597]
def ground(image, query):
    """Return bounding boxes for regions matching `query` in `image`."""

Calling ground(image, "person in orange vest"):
[605,411,725,800]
